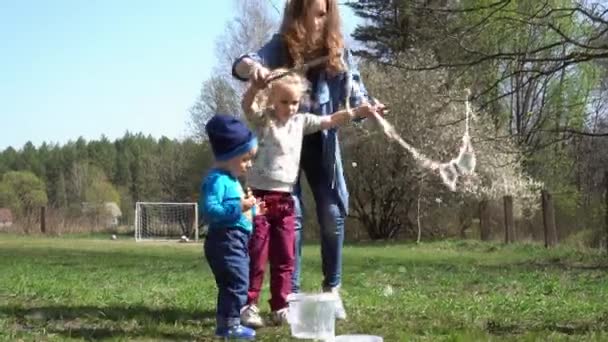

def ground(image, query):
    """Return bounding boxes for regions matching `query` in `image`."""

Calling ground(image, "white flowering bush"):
[342,52,543,239]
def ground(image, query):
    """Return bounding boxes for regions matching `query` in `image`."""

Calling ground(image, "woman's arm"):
[232,34,285,82]
[343,49,385,111]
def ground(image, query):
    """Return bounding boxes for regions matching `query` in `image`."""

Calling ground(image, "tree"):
[0,182,19,211]
[0,147,18,174]
[188,0,278,141]
[88,135,116,180]
[214,0,277,79]
[75,137,88,161]
[128,134,163,202]
[349,0,608,76]
[0,171,48,222]
[342,55,541,240]
[348,0,452,59]
[16,142,44,177]
[85,168,120,206]
[67,161,89,206]
[348,0,607,139]
[348,1,606,240]
[113,135,134,188]
[54,171,68,209]
[189,77,241,141]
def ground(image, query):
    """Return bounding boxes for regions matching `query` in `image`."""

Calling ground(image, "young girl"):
[232,0,385,321]
[239,70,377,327]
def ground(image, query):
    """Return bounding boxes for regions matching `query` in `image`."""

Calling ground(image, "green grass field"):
[0,235,607,341]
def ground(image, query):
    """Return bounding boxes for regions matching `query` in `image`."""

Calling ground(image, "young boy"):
[200,114,259,340]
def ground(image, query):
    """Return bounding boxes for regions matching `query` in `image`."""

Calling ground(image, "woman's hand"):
[372,98,387,116]
[251,63,271,89]
[353,103,377,118]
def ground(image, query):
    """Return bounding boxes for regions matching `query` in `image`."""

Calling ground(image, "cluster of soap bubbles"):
[367,93,476,191]
[342,61,477,191]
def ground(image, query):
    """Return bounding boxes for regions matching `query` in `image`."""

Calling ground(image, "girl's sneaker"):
[240,304,264,328]
[215,324,255,340]
[271,307,289,326]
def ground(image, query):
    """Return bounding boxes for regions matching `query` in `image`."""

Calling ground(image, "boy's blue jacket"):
[200,168,252,233]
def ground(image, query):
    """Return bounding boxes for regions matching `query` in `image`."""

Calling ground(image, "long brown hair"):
[280,0,345,74]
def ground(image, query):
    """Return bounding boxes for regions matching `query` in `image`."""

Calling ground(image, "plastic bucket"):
[287,292,338,340]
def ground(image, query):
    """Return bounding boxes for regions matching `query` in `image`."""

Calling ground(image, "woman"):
[232,0,383,322]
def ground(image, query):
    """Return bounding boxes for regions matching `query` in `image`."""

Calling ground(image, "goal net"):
[135,202,198,241]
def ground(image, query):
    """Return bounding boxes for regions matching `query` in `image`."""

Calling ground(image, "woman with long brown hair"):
[232,0,383,327]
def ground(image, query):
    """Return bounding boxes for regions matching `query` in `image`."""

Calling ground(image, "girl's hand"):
[255,200,267,216]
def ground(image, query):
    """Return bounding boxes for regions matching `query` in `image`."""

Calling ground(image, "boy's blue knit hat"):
[205,114,257,161]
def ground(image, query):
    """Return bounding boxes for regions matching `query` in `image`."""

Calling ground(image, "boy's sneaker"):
[324,286,347,320]
[240,304,264,328]
[215,324,256,340]
[271,307,289,326]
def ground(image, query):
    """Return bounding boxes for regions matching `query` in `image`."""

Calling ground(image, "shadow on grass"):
[43,327,199,341]
[485,319,608,336]
[1,304,216,340]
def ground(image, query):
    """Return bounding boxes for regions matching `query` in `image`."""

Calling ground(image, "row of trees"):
[1,0,606,243]
[0,134,213,229]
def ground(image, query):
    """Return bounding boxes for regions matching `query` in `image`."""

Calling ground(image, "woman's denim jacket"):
[232,34,372,215]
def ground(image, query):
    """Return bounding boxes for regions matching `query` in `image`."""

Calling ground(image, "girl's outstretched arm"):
[319,103,377,130]
[302,103,378,134]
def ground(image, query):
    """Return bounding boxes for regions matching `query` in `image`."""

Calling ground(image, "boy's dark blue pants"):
[204,227,250,329]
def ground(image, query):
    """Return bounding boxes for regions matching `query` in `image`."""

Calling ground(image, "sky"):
[0,0,361,151]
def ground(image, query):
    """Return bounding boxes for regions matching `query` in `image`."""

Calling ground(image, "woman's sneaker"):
[214,324,255,340]
[324,286,347,320]
[271,307,289,326]
[240,304,264,328]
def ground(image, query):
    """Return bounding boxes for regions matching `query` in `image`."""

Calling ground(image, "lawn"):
[0,235,607,341]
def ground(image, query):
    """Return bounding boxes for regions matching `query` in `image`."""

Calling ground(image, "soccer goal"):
[135,202,198,242]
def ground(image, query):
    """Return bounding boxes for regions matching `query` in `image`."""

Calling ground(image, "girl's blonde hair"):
[280,0,345,75]
[255,69,308,111]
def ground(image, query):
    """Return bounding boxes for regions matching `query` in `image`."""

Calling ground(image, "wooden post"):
[479,199,491,241]
[40,206,46,234]
[503,195,514,244]
[541,190,558,247]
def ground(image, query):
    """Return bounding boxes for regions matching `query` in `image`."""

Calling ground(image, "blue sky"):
[0,0,360,150]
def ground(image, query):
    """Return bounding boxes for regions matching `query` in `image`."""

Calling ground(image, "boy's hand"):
[241,195,256,212]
